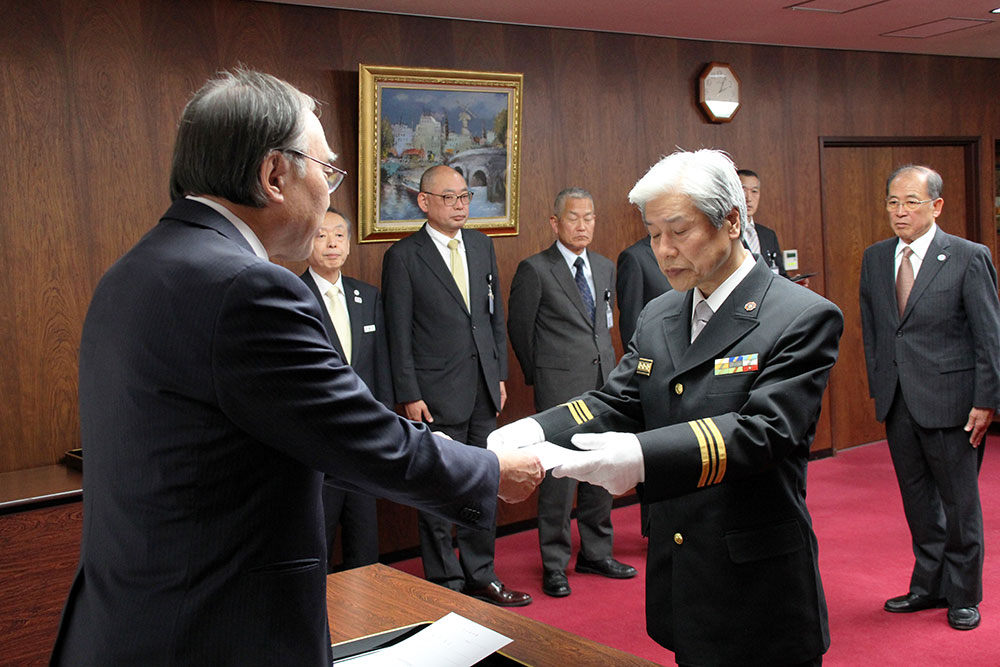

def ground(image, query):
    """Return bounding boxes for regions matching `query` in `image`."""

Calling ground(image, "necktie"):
[744,221,761,256]
[691,300,713,342]
[448,239,469,309]
[326,286,351,364]
[896,246,914,318]
[574,256,595,322]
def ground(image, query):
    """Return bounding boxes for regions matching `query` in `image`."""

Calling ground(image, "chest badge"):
[715,353,759,375]
[636,358,654,376]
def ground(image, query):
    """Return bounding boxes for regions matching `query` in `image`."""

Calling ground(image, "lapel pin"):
[937,254,946,262]
[744,301,757,312]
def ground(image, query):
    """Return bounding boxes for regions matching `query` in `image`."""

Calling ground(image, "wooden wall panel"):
[1,0,998,479]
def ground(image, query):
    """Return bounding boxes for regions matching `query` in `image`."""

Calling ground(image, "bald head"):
[418,165,470,236]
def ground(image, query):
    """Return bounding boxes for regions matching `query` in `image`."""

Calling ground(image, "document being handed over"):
[337,612,512,666]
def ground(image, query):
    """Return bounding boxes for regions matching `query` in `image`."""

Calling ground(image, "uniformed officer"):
[489,149,843,666]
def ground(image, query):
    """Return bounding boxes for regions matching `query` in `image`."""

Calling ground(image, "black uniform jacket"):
[534,258,843,665]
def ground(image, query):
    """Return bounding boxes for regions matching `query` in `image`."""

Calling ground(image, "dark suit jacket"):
[616,236,671,349]
[533,259,842,664]
[860,227,1000,427]
[508,243,616,410]
[300,270,393,407]
[382,224,507,425]
[52,199,499,666]
[754,221,787,277]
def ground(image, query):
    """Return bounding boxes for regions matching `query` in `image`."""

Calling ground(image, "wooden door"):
[820,140,977,451]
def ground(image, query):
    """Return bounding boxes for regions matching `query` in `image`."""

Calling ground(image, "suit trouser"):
[417,371,498,590]
[537,474,614,572]
[536,366,614,573]
[885,390,984,607]
[322,478,379,573]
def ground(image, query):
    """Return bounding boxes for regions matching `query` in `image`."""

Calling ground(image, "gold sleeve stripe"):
[690,420,711,488]
[699,419,719,486]
[565,401,584,424]
[562,400,595,425]
[689,418,726,488]
[703,417,727,485]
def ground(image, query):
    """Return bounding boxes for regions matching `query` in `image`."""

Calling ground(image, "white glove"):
[486,417,545,453]
[552,432,645,496]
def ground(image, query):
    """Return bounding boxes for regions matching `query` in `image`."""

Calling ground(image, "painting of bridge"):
[358,65,523,242]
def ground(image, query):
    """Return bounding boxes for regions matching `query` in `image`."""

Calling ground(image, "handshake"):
[488,418,645,499]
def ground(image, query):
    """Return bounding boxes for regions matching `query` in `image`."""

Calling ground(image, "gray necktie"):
[744,221,761,256]
[691,300,713,342]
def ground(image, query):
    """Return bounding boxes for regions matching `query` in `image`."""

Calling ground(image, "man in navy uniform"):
[491,149,841,666]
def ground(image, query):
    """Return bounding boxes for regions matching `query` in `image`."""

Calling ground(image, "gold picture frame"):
[358,64,523,243]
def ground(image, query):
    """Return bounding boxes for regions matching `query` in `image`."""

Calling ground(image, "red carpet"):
[393,438,1000,665]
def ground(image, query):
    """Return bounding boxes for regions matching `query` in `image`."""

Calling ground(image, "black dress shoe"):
[884,592,947,613]
[948,606,980,630]
[462,580,532,607]
[542,570,571,597]
[575,556,637,579]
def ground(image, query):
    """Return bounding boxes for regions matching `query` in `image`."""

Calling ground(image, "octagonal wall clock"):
[698,62,741,123]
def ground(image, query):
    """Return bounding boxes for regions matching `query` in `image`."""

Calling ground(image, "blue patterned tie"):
[574,257,595,323]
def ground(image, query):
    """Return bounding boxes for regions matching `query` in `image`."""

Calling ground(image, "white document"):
[523,441,592,471]
[337,612,512,666]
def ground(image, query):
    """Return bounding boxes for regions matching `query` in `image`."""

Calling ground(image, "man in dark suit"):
[616,228,672,350]
[491,149,841,666]
[738,168,787,277]
[301,207,391,572]
[860,164,1000,631]
[382,165,531,607]
[507,188,637,598]
[51,69,543,666]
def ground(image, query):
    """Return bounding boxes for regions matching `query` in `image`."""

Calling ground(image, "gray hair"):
[169,67,316,206]
[553,187,593,217]
[628,149,746,230]
[886,164,943,200]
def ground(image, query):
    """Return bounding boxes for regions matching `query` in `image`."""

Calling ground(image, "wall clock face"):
[698,63,741,123]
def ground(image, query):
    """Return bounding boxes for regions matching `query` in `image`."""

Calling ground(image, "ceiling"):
[258,0,1000,59]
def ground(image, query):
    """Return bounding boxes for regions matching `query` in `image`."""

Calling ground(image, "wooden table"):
[0,464,81,513]
[326,563,661,667]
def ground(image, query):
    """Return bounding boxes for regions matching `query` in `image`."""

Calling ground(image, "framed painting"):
[358,64,523,242]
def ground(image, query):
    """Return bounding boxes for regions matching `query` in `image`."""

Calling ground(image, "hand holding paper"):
[551,432,645,496]
[495,447,544,503]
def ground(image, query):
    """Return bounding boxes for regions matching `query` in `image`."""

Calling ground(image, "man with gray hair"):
[860,164,1000,631]
[51,69,542,665]
[507,187,636,598]
[490,149,842,665]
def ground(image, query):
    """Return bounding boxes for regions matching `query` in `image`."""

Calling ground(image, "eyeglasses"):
[286,149,347,194]
[885,197,935,212]
[422,191,474,207]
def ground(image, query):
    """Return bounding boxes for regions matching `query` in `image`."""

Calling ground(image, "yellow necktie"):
[448,239,469,309]
[326,286,351,364]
